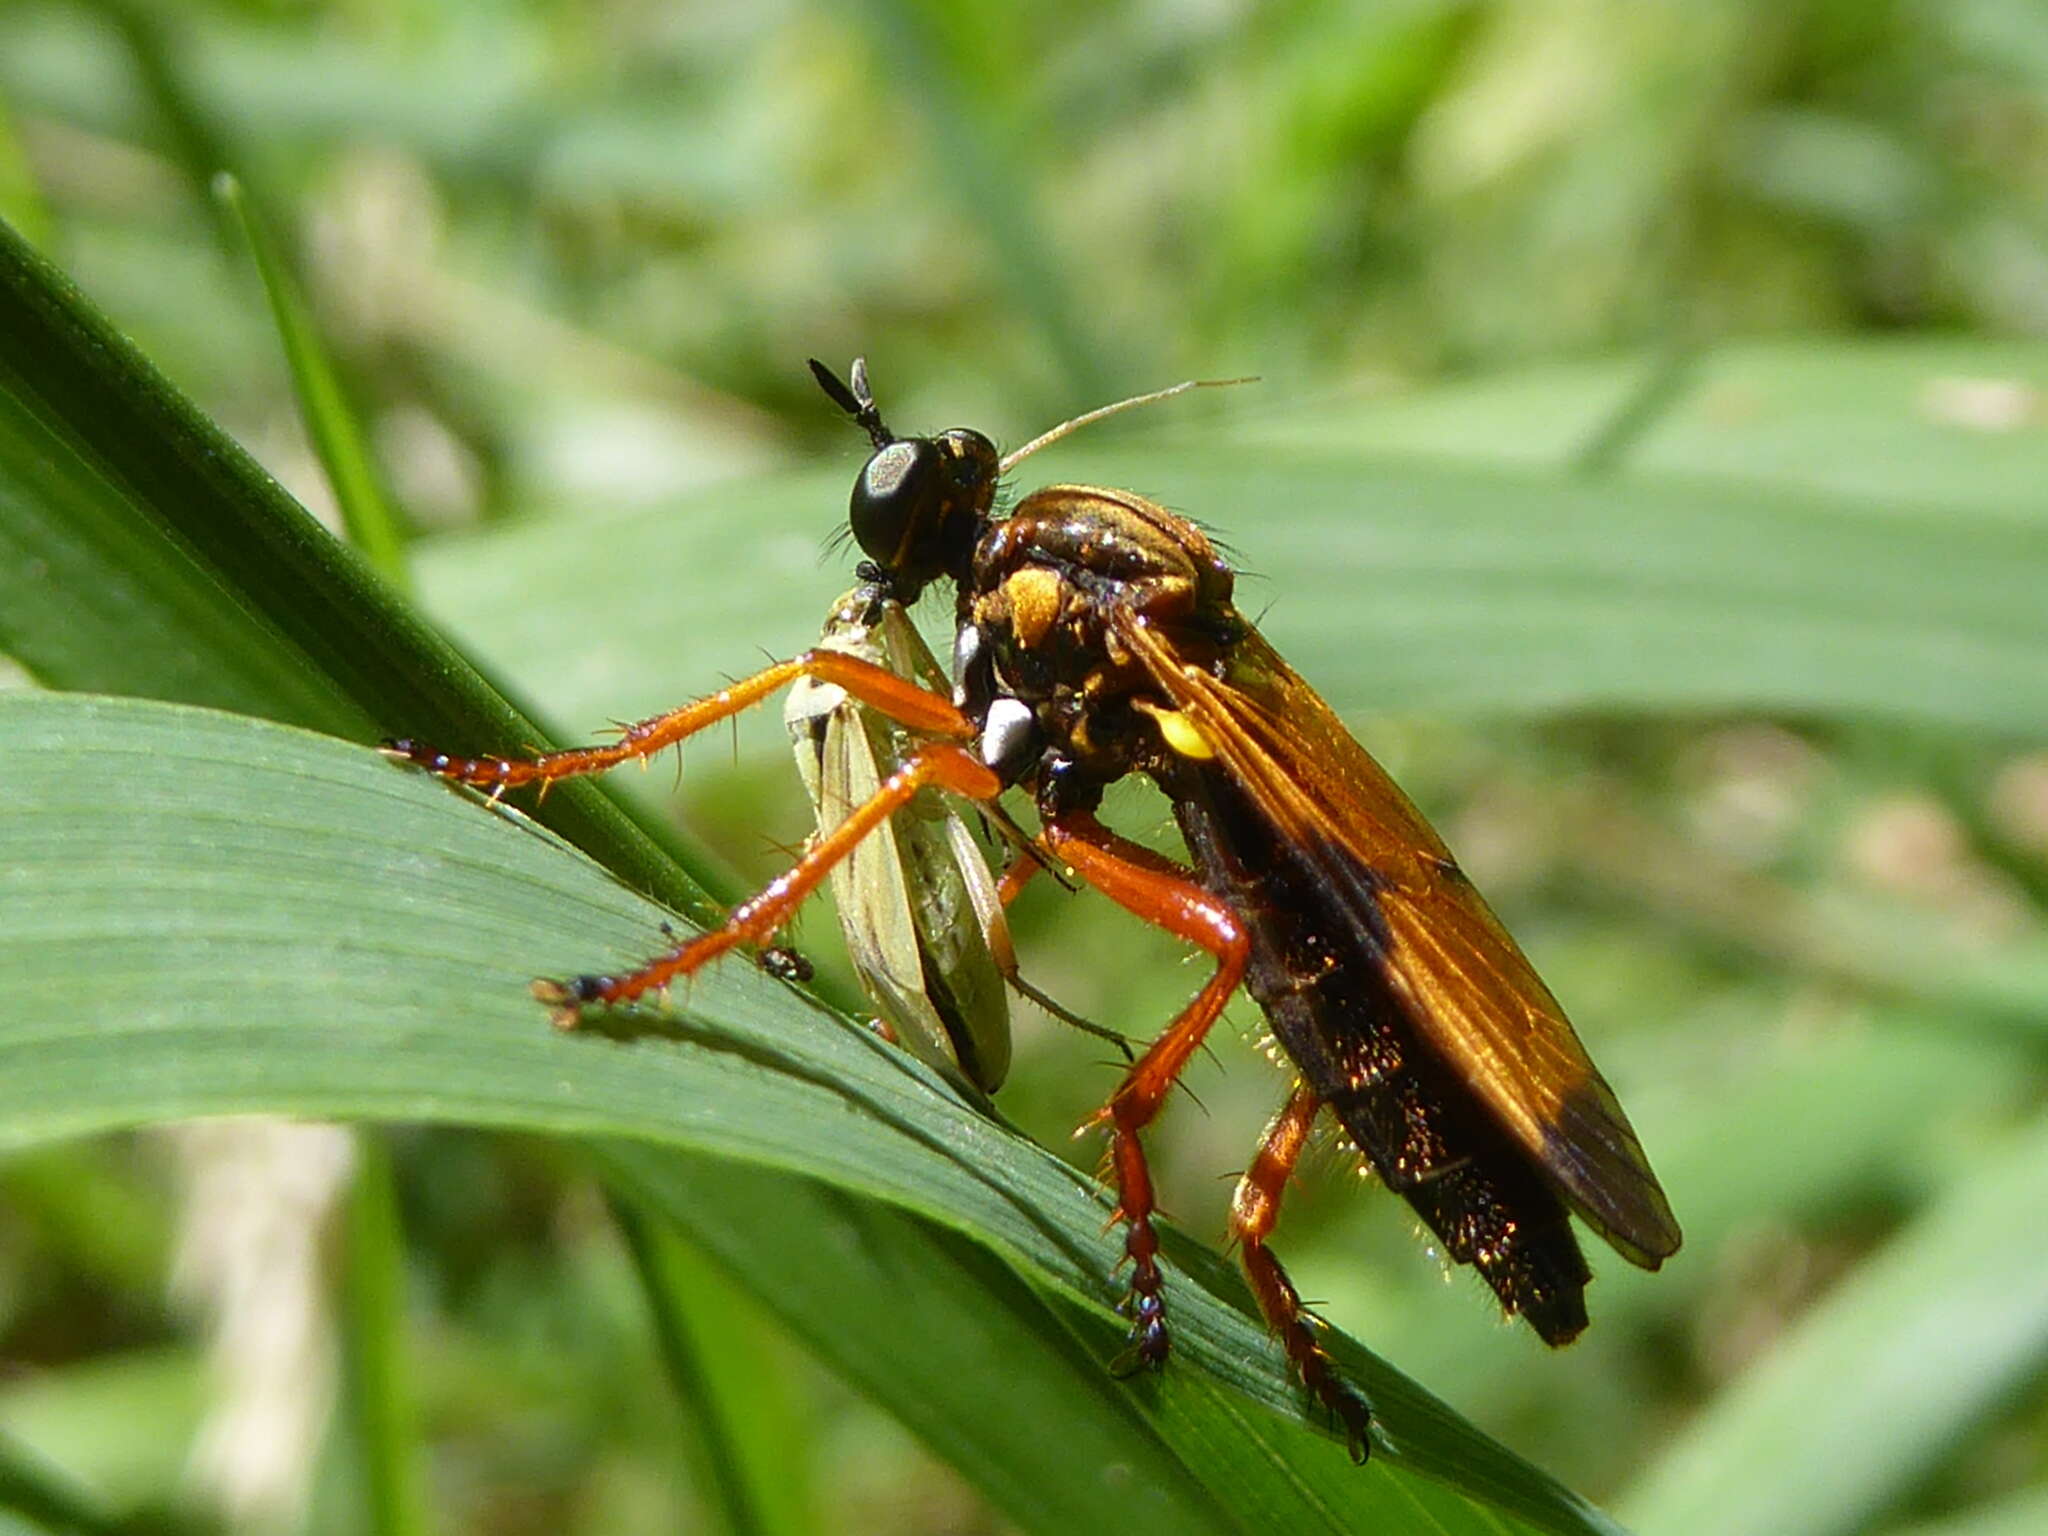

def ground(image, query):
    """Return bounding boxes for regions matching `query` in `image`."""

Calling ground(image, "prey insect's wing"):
[786,595,1013,1092]
[1118,614,1681,1268]
[866,604,1015,1090]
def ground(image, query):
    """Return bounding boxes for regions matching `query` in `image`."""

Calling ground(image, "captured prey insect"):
[388,358,1681,1458]
[785,582,1125,1093]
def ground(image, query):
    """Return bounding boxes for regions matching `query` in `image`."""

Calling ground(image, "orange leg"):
[534,742,1002,1024]
[385,651,973,794]
[1042,811,1249,1370]
[1231,1085,1374,1461]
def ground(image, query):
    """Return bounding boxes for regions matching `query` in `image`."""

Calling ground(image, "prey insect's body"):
[786,582,1119,1095]
[390,359,1679,1457]
[785,584,1015,1093]
[784,585,1129,1093]
[787,583,1121,1091]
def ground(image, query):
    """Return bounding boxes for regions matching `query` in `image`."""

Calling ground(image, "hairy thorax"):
[961,486,1237,788]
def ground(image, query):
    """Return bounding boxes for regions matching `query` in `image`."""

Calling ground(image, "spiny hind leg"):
[1230,1083,1375,1461]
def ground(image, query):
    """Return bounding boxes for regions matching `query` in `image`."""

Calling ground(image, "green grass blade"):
[0,212,730,921]
[0,691,1620,1536]
[1249,338,2048,522]
[1889,1485,2048,1536]
[98,0,243,256]
[602,1154,1248,1536]
[1569,343,1698,475]
[608,1197,813,1536]
[413,441,2048,743]
[604,1147,1571,1536]
[215,173,410,588]
[0,1430,120,1536]
[846,0,1118,403]
[336,1135,427,1536]
[0,1350,202,1529]
[1616,1115,2048,1536]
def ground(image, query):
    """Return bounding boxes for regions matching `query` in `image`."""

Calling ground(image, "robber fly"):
[389,360,1680,1458]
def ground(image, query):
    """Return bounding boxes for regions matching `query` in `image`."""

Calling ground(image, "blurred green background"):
[2,0,2047,1533]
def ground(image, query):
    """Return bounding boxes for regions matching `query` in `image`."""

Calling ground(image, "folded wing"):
[1120,613,1681,1267]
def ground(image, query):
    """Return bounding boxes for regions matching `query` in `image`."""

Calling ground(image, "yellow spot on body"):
[1002,568,1064,649]
[1134,699,1215,759]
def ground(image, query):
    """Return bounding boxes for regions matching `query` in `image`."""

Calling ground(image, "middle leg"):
[537,741,1002,1024]
[1042,811,1250,1368]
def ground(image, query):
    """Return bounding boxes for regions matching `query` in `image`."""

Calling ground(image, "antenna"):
[811,356,1255,469]
[1000,376,1256,474]
[808,356,894,449]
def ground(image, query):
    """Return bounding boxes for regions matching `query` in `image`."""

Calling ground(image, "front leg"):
[386,650,974,795]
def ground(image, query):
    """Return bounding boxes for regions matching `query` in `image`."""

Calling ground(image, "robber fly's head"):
[811,357,997,602]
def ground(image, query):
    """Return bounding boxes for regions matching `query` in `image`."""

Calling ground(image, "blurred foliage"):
[1,0,2046,1533]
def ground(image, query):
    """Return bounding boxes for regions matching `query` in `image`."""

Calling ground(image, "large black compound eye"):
[849,427,1000,593]
[849,438,939,571]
